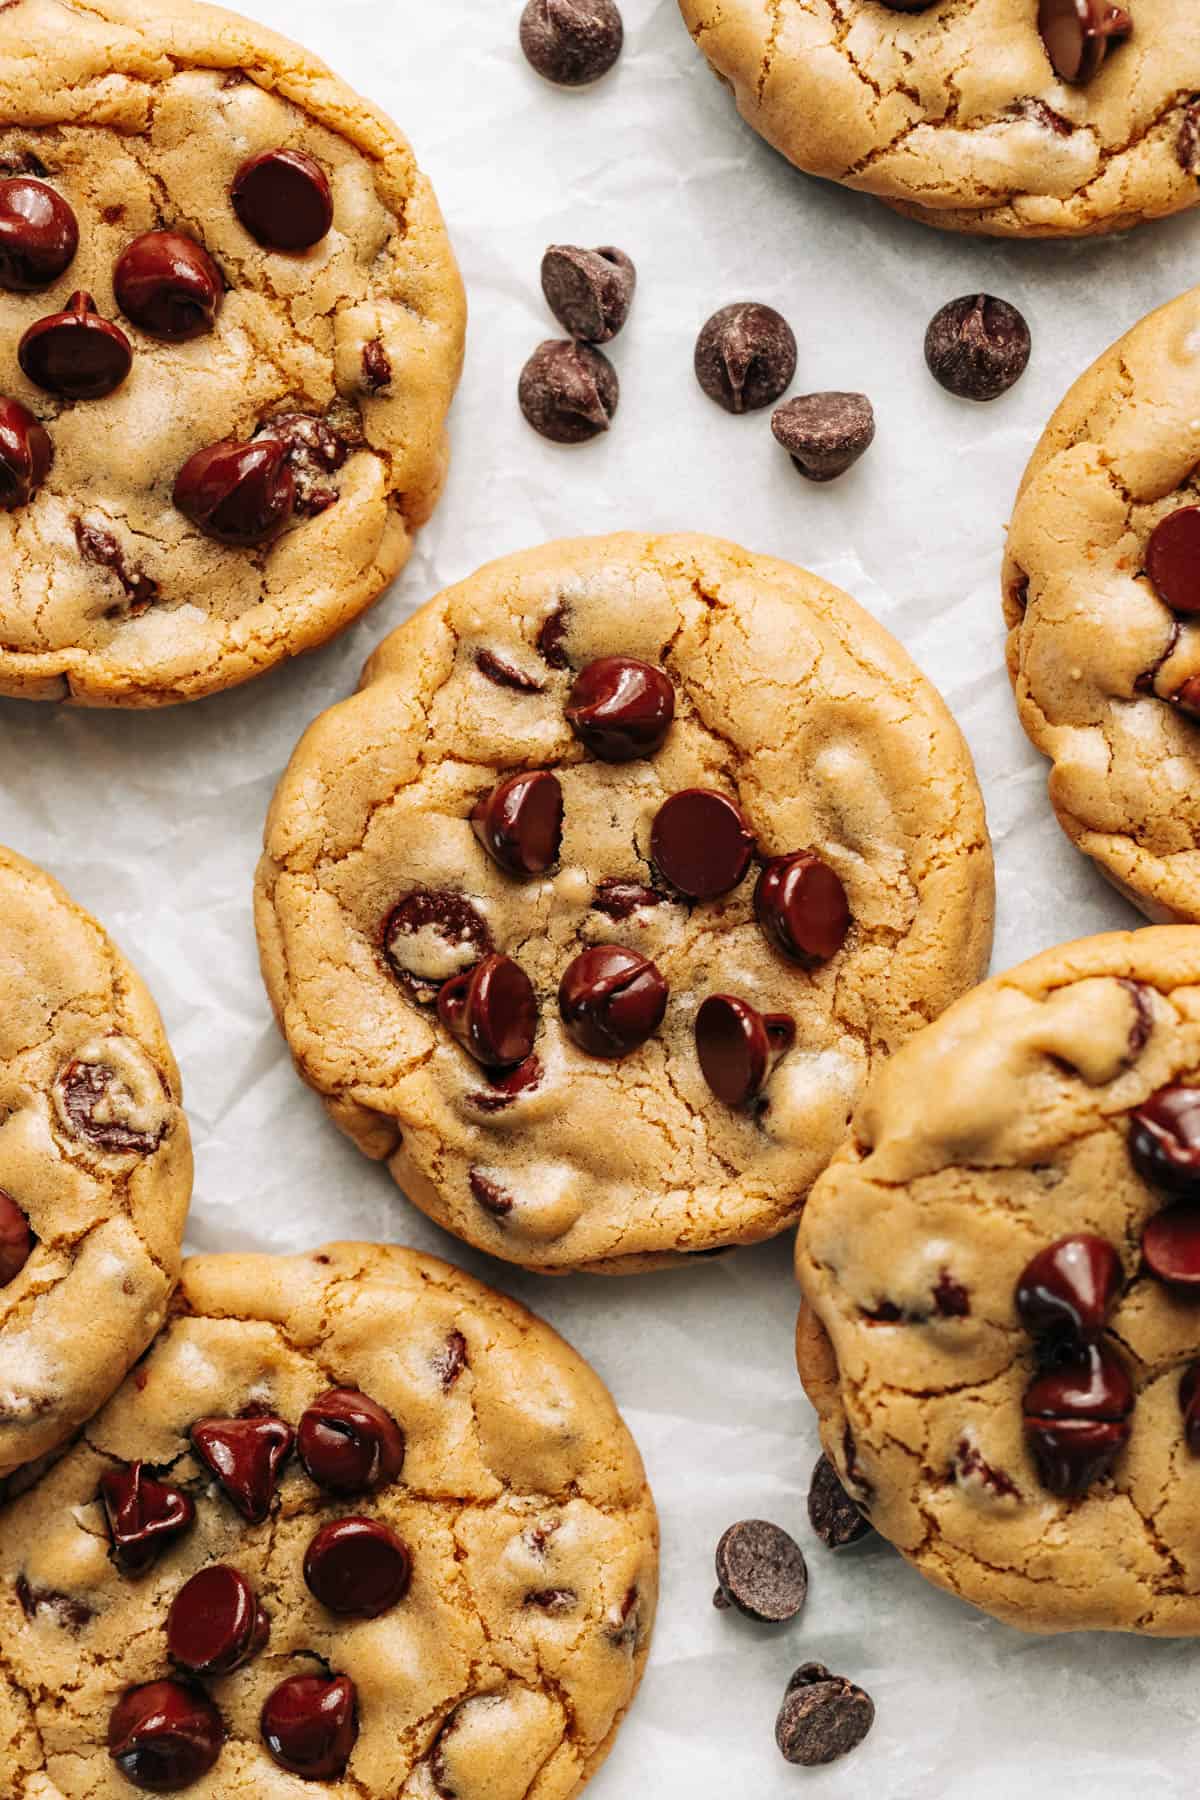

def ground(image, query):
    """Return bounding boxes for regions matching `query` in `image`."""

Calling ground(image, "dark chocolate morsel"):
[1129,1083,1200,1195]
[651,788,755,900]
[1142,1203,1200,1288]
[558,944,668,1058]
[297,1388,406,1494]
[566,655,675,761]
[231,148,333,251]
[771,392,875,482]
[714,1519,808,1623]
[776,1665,875,1767]
[0,1189,34,1285]
[541,244,636,343]
[592,878,664,919]
[303,1516,412,1618]
[0,177,78,290]
[807,1454,873,1550]
[755,851,850,964]
[471,771,564,876]
[519,0,624,86]
[695,994,795,1108]
[108,1681,224,1792]
[100,1462,196,1576]
[261,1674,358,1780]
[924,294,1031,402]
[1146,507,1200,615]
[0,398,52,511]
[437,952,538,1069]
[694,302,797,414]
[1180,1363,1200,1453]
[167,1564,269,1675]
[189,1413,295,1522]
[1023,1343,1133,1496]
[383,891,492,1003]
[519,339,619,443]
[18,291,132,400]
[173,437,295,546]
[1014,1235,1123,1343]
[114,231,223,341]
[1038,0,1131,84]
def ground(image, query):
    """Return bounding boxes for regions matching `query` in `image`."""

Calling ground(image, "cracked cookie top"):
[0,0,464,706]
[0,844,191,1487]
[678,0,1200,238]
[254,532,994,1274]
[796,927,1200,1635]
[0,1242,658,1798]
[1004,286,1200,922]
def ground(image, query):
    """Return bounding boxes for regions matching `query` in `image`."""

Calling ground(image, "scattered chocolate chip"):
[1142,1203,1200,1287]
[520,0,624,86]
[924,294,1031,402]
[469,1169,515,1216]
[471,770,564,876]
[75,517,158,613]
[108,1681,224,1791]
[173,437,295,546]
[755,851,850,965]
[1180,1363,1200,1452]
[1022,1343,1133,1496]
[695,994,794,1108]
[384,891,492,1004]
[694,302,797,414]
[16,1575,93,1631]
[1038,0,1131,84]
[932,1272,971,1318]
[559,944,668,1058]
[56,1059,163,1155]
[113,231,223,341]
[0,176,78,289]
[1016,1235,1122,1343]
[592,878,664,919]
[1179,102,1200,175]
[190,1412,294,1523]
[771,392,875,482]
[776,1664,875,1767]
[18,290,132,400]
[474,647,546,693]
[437,951,538,1069]
[167,1565,269,1676]
[954,1439,1020,1500]
[297,1388,405,1495]
[538,604,571,668]
[541,244,636,343]
[434,1329,469,1390]
[0,1191,33,1286]
[1129,1083,1200,1194]
[361,336,392,392]
[261,1674,358,1780]
[566,655,675,761]
[714,1519,808,1623]
[100,1462,195,1576]
[304,1516,412,1617]
[1146,506,1200,614]
[807,1454,873,1550]
[232,148,333,252]
[470,1055,543,1111]
[651,789,755,899]
[0,397,51,511]
[519,339,619,443]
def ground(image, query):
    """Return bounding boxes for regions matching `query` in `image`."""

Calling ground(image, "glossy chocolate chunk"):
[1038,0,1131,83]
[0,398,52,511]
[471,771,564,876]
[558,944,668,1058]
[297,1388,405,1494]
[100,1462,196,1576]
[565,656,674,761]
[1014,1235,1123,1343]
[261,1674,358,1779]
[437,952,538,1069]
[0,1190,33,1285]
[189,1413,294,1522]
[695,994,795,1108]
[714,1519,808,1623]
[303,1516,412,1617]
[1023,1343,1133,1496]
[173,437,294,546]
[232,148,333,251]
[651,789,755,900]
[108,1681,224,1792]
[1142,1203,1200,1287]
[18,291,132,400]
[0,176,78,289]
[1129,1083,1200,1195]
[167,1564,269,1675]
[755,852,850,964]
[1147,507,1200,615]
[114,231,223,341]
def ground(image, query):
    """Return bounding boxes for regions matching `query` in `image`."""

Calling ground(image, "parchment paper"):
[3,1,1199,1792]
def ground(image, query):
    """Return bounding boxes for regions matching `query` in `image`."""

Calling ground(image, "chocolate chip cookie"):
[796,926,1200,1634]
[678,0,1200,238]
[255,532,994,1274]
[0,0,464,706]
[0,844,190,1488]
[0,1241,658,1794]
[1005,286,1200,922]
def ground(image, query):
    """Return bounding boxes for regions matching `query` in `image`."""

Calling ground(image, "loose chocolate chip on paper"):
[713,1518,808,1623]
[541,244,636,343]
[772,391,875,482]
[520,0,624,86]
[776,1664,875,1766]
[808,1454,873,1550]
[925,294,1031,401]
[695,302,796,414]
[519,338,619,443]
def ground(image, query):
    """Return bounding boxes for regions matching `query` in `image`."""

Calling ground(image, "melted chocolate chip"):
[807,1454,873,1550]
[470,1055,543,1111]
[695,302,797,414]
[1142,1203,1200,1287]
[755,851,850,964]
[56,1059,163,1155]
[714,1519,808,1623]
[1179,103,1200,175]
[1015,1235,1122,1343]
[592,878,664,919]
[1129,1083,1200,1195]
[75,517,158,613]
[261,1674,358,1780]
[1008,95,1075,133]
[520,0,624,86]
[0,176,78,289]
[190,1413,294,1522]
[474,647,546,693]
[108,1681,224,1791]
[113,231,222,341]
[566,655,675,761]
[559,944,668,1058]
[18,290,132,400]
[1038,0,1131,84]
[1146,506,1200,614]
[437,952,538,1069]
[173,437,295,546]
[695,994,795,1109]
[304,1516,412,1617]
[954,1439,1020,1500]
[232,148,333,252]
[0,397,52,511]
[541,244,636,343]
[1023,1343,1133,1496]
[651,789,755,900]
[16,1575,93,1631]
[469,1169,515,1216]
[384,891,492,1004]
[519,339,619,443]
[537,605,570,668]
[100,1462,195,1575]
[1180,1362,1200,1453]
[776,1665,875,1767]
[167,1565,269,1675]
[924,294,1031,402]
[1121,979,1154,1056]
[361,336,392,392]
[297,1388,405,1495]
[0,1191,33,1286]
[434,1329,468,1391]
[932,1272,971,1318]
[258,412,348,518]
[471,770,563,876]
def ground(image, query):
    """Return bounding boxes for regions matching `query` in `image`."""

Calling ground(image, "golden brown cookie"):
[0,0,464,706]
[256,532,994,1274]
[0,844,190,1487]
[0,1241,658,1797]
[678,0,1200,238]
[797,927,1200,1635]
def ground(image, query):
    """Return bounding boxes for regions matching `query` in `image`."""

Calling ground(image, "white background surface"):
[3,0,1199,1792]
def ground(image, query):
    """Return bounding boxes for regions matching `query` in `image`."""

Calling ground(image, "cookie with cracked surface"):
[0,844,190,1489]
[0,0,463,707]
[1004,287,1200,921]
[0,1241,658,1796]
[795,926,1200,1635]
[678,0,1200,239]
[255,531,994,1274]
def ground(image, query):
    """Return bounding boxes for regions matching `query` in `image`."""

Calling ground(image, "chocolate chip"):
[0,176,78,289]
[1022,1343,1133,1496]
[361,336,392,392]
[924,294,1031,402]
[261,1675,358,1780]
[519,339,619,443]
[437,951,539,1069]
[297,1388,405,1494]
[592,878,664,919]
[520,0,624,86]
[1179,102,1200,174]
[173,437,295,546]
[1121,978,1154,1056]
[56,1059,163,1155]
[714,1519,808,1623]
[18,290,132,400]
[167,1565,269,1675]
[541,244,636,343]
[771,392,875,482]
[113,231,222,341]
[257,411,348,518]
[0,398,52,511]
[1180,1363,1200,1452]
[232,148,333,251]
[755,851,850,964]
[75,518,158,613]
[954,1438,1020,1499]
[1007,95,1075,132]
[100,1462,195,1576]
[807,1454,873,1550]
[651,789,755,899]
[1142,1203,1200,1287]
[1171,675,1200,719]
[1146,506,1200,614]
[0,1191,32,1286]
[469,1169,515,1216]
[694,302,797,414]
[474,647,546,692]
[931,1271,971,1318]
[190,1412,294,1522]
[566,655,675,761]
[538,605,571,668]
[526,1586,577,1613]
[16,1575,93,1631]
[1129,1083,1200,1194]
[470,1055,543,1111]
[1038,0,1131,84]
[559,944,668,1058]
[384,891,492,1004]
[695,994,795,1109]
[108,1682,224,1791]
[434,1329,469,1390]
[776,1665,875,1767]
[471,771,564,876]
[304,1516,412,1617]
[1015,1235,1123,1343]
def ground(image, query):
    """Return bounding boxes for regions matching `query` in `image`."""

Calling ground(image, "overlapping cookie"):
[1005,286,1200,921]
[0,844,191,1487]
[0,0,464,705]
[256,533,994,1273]
[0,1242,658,1796]
[797,928,1200,1634]
[678,0,1200,238]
